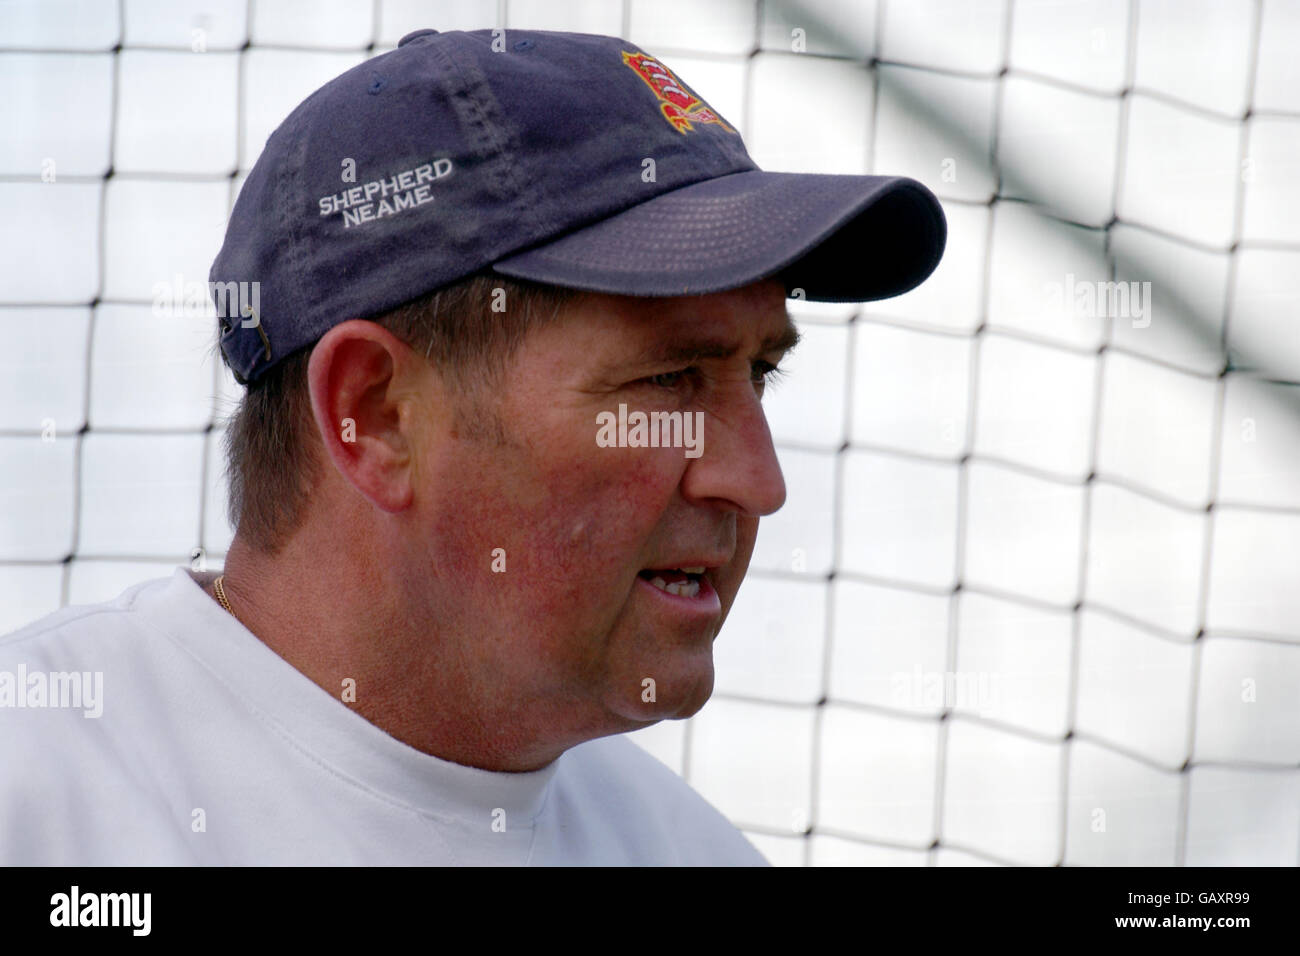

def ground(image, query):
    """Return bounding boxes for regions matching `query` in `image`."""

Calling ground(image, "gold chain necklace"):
[213,574,238,622]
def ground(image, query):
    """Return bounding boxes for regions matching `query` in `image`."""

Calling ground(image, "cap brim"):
[491,170,946,302]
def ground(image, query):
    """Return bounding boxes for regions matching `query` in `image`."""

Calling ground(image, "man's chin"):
[666,683,713,721]
[607,661,715,724]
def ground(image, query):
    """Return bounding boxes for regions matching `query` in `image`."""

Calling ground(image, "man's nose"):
[679,386,787,517]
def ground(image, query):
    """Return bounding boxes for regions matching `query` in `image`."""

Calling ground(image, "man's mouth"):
[637,566,707,598]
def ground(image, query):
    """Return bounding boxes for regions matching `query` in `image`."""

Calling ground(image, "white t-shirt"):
[0,567,767,866]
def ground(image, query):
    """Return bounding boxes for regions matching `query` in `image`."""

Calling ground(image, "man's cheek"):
[536,454,672,552]
[510,517,639,616]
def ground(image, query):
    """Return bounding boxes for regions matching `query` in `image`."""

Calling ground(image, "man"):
[0,28,944,864]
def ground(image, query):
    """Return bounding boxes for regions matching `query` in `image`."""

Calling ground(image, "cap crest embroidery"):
[621,51,735,135]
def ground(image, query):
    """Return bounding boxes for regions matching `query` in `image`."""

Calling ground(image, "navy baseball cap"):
[211,27,947,386]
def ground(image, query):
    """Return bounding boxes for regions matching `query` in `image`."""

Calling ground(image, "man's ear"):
[306,320,424,514]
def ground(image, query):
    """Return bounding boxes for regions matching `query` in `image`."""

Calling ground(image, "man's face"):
[406,278,795,741]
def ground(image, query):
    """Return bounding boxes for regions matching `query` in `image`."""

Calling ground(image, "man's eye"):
[645,368,694,389]
[752,360,787,389]
[639,363,785,392]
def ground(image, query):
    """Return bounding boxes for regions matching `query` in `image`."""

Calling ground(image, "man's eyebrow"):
[630,313,801,366]
[764,314,802,355]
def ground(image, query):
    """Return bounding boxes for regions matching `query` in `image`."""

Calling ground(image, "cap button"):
[398,29,439,47]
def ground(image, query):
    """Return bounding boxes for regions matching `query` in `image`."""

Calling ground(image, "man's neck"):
[202,532,600,773]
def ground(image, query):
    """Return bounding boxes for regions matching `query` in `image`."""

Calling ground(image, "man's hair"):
[221,272,582,556]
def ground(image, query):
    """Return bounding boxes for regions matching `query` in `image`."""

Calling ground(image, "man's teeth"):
[647,574,702,598]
